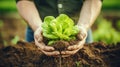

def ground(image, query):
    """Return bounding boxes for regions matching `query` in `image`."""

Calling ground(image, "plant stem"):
[59,51,62,67]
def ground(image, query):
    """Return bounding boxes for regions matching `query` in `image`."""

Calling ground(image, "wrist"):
[32,22,42,32]
[77,24,87,32]
[77,21,90,31]
[35,26,42,32]
[76,24,87,40]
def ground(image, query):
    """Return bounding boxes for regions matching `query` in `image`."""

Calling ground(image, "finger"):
[79,33,85,40]
[35,39,55,51]
[37,42,55,51]
[68,40,85,50]
[68,44,83,50]
[67,45,79,50]
[42,46,55,51]
[42,50,60,56]
[34,33,43,42]
[62,55,70,57]
[61,49,79,55]
[34,28,43,42]
[38,36,43,42]
[80,31,86,38]
[77,31,86,40]
[77,26,87,39]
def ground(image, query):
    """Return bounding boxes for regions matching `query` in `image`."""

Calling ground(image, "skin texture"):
[16,0,102,57]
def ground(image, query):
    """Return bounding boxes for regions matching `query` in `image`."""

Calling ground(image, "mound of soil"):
[0,41,120,67]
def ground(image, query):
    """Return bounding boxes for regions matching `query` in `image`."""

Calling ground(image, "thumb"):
[34,27,43,42]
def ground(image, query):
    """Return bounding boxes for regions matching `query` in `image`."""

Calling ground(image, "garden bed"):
[0,41,120,67]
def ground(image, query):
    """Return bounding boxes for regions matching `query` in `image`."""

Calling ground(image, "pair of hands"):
[34,26,87,57]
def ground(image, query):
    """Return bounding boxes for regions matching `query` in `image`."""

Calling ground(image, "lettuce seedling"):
[42,14,79,45]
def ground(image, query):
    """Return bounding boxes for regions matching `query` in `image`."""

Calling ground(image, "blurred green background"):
[0,0,120,46]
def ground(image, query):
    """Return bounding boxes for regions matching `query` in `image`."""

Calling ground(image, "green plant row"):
[93,19,120,45]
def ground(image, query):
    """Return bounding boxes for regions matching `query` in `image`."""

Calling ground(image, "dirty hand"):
[34,27,60,56]
[61,25,87,57]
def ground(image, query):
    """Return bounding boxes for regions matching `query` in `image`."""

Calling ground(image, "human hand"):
[34,27,60,56]
[61,25,87,57]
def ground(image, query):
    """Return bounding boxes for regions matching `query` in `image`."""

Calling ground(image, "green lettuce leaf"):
[42,14,79,45]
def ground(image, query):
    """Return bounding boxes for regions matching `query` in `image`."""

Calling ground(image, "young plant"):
[42,14,79,46]
[75,61,81,67]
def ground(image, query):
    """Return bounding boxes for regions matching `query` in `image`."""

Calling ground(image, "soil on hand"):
[0,41,120,67]
[43,32,81,51]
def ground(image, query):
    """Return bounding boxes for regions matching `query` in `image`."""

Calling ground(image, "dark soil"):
[52,40,69,51]
[0,41,120,67]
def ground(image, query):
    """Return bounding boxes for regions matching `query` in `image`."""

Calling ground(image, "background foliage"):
[0,0,120,45]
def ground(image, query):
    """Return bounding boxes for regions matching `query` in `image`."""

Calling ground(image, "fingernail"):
[61,52,65,54]
[56,52,60,55]
[67,47,71,50]
[51,48,54,50]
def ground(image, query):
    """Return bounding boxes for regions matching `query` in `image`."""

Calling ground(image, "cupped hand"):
[61,26,87,57]
[34,27,60,56]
